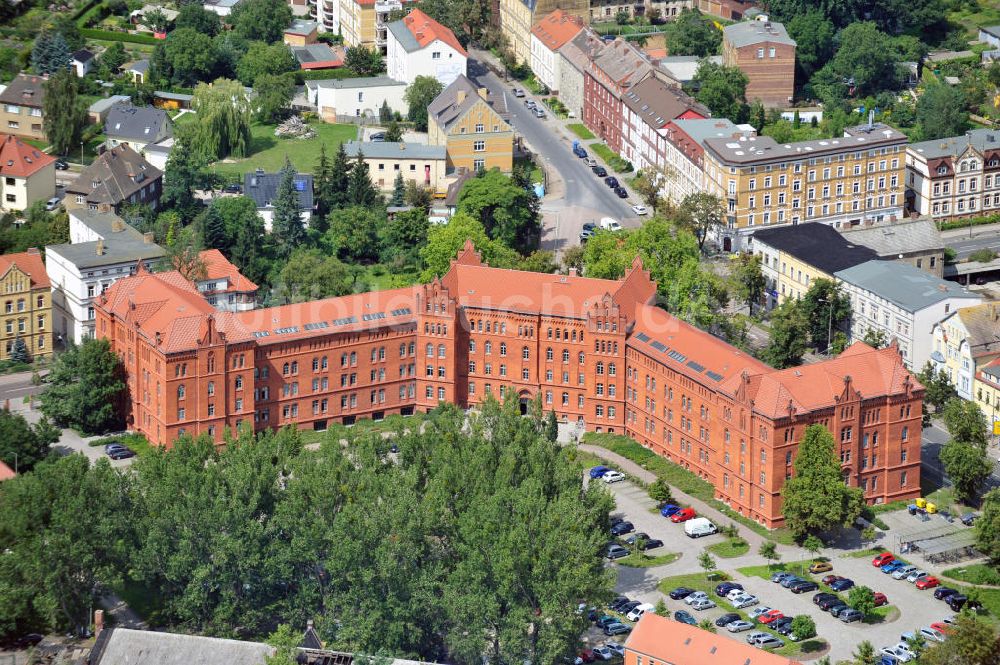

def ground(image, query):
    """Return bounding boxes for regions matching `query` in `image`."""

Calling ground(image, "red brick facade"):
[97,243,922,527]
[722,22,796,108]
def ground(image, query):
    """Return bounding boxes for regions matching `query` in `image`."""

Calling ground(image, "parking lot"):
[596,475,960,663]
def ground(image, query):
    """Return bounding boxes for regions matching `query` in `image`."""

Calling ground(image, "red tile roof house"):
[583,39,654,154]
[96,240,922,527]
[0,133,56,213]
[529,10,584,94]
[0,460,15,481]
[193,249,259,312]
[626,613,803,665]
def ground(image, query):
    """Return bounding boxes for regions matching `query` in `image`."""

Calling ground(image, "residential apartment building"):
[97,240,922,526]
[835,260,982,371]
[343,141,447,191]
[45,209,165,344]
[0,134,55,213]
[625,613,802,665]
[930,303,1000,401]
[619,76,707,184]
[104,104,173,155]
[722,20,796,107]
[243,168,314,231]
[0,249,53,360]
[750,223,876,310]
[556,28,603,120]
[658,118,753,206]
[427,75,513,173]
[905,129,1000,222]
[305,76,407,122]
[0,75,46,142]
[701,122,908,251]
[975,358,1000,428]
[583,39,653,154]
[195,249,258,313]
[64,145,163,214]
[839,217,945,278]
[386,9,467,86]
[339,0,415,51]
[529,10,584,93]
[499,0,587,66]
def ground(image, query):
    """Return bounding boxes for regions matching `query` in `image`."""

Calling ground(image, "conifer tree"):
[390,172,406,207]
[347,150,379,207]
[271,159,306,258]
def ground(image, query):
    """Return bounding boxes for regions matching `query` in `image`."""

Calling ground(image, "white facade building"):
[306,76,408,122]
[45,210,164,344]
[386,9,467,86]
[528,10,583,93]
[905,128,1000,222]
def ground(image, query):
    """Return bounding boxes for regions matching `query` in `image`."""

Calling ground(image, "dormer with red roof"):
[0,134,56,212]
[386,8,468,86]
[193,249,259,313]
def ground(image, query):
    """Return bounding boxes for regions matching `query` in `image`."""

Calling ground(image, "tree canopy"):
[457,169,541,255]
[39,338,125,435]
[693,61,748,122]
[230,0,293,44]
[42,69,86,157]
[917,83,969,141]
[405,76,444,132]
[664,9,721,58]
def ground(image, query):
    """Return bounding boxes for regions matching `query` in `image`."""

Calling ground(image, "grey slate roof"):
[286,19,318,34]
[72,49,95,63]
[558,29,603,74]
[104,104,170,140]
[292,43,341,65]
[589,39,652,89]
[752,224,878,275]
[127,59,150,74]
[387,18,420,52]
[65,145,163,206]
[672,118,751,146]
[620,76,707,128]
[343,140,446,160]
[835,260,978,313]
[91,628,274,665]
[703,122,906,166]
[243,169,314,211]
[723,20,795,48]
[427,74,504,132]
[0,74,46,108]
[657,55,721,83]
[839,218,944,257]
[89,95,132,115]
[908,128,1000,160]
[47,210,165,270]
[310,76,405,89]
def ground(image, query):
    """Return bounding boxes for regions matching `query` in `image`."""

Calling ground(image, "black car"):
[620,601,642,614]
[790,580,819,594]
[641,538,664,550]
[715,612,741,627]
[54,159,68,170]
[934,587,959,601]
[774,619,796,635]
[947,594,982,612]
[370,132,386,142]
[614,187,628,198]
[223,183,243,193]
[389,443,399,453]
[582,222,596,233]
[593,166,608,177]
[108,447,136,460]
[12,634,43,649]
[604,176,619,188]
[812,592,837,606]
[610,521,634,536]
[716,581,743,597]
[669,586,695,600]
[961,512,978,526]
[828,603,851,618]
[608,596,630,611]
[819,597,846,611]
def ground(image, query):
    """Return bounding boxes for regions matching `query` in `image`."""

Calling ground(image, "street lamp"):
[80,140,84,164]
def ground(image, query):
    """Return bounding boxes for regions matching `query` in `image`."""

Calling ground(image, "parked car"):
[54,159,68,170]
[874,592,888,606]
[839,608,864,623]
[596,615,620,628]
[593,166,608,177]
[690,598,716,611]
[574,147,588,159]
[512,88,525,97]
[830,578,856,592]
[670,507,696,523]
[674,610,696,625]
[916,576,940,590]
[716,582,743,597]
[748,606,773,621]
[947,594,982,611]
[732,594,759,609]
[525,99,536,109]
[640,538,664,550]
[579,229,593,242]
[813,592,838,606]
[809,561,833,573]
[606,544,630,560]
[934,587,959,601]
[45,196,61,211]
[604,176,619,188]
[929,622,954,636]
[758,610,785,625]
[624,532,649,545]
[592,646,613,661]
[822,574,842,585]
[790,580,819,594]
[660,504,681,517]
[370,132,386,142]
[881,560,905,574]
[614,187,628,198]
[630,204,647,216]
[669,587,695,600]
[961,512,979,526]
[771,571,794,583]
[829,603,852,618]
[619,601,642,615]
[602,470,625,483]
[918,627,947,643]
[819,597,846,611]
[533,107,546,118]
[599,217,622,231]
[881,645,915,663]
[892,565,918,580]
[585,157,598,168]
[684,591,709,605]
[107,446,135,460]
[603,622,630,636]
[726,620,754,632]
[222,183,243,193]
[746,631,770,645]
[756,635,785,650]
[780,576,805,589]
[604,643,625,658]
[626,603,654,622]
[579,649,595,663]
[873,552,895,567]
[715,612,741,627]
[608,597,630,612]
[589,466,610,479]
[906,570,928,584]
[610,521,634,536]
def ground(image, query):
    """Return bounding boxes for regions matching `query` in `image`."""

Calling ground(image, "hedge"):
[80,28,159,45]
[72,0,105,21]
[938,213,1000,231]
[297,68,370,82]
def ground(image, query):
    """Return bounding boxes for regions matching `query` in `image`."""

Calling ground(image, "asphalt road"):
[945,231,1000,259]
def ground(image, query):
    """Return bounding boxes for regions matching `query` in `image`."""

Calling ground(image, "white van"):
[600,217,622,232]
[626,602,655,622]
[684,517,718,538]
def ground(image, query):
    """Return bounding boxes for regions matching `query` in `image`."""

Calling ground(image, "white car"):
[732,594,759,609]
[630,204,648,216]
[585,157,598,168]
[886,644,916,662]
[690,598,716,611]
[906,570,928,583]
[684,591,709,605]
[44,196,61,211]
[727,588,747,601]
[892,565,917,580]
[747,606,773,620]
[602,470,625,483]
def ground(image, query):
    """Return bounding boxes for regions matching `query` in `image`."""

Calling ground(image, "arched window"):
[596,362,604,375]
[438,344,446,358]
[546,347,554,360]
[312,358,319,371]
[426,343,434,357]
[562,349,570,362]
[207,381,215,396]
[283,362,290,375]
[608,363,617,376]
[499,342,507,356]
[207,353,215,373]
[485,341,492,354]
[177,384,185,399]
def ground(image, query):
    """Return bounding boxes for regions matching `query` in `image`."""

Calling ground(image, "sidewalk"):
[940,221,1000,240]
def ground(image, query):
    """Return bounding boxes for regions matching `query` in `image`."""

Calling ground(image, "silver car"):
[727,620,754,632]
[732,594,759,609]
[906,569,928,583]
[684,591,709,605]
[756,635,785,650]
[746,631,770,645]
[892,565,917,580]
[690,598,716,611]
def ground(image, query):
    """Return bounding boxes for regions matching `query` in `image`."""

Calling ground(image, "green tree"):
[730,252,765,312]
[346,150,380,208]
[42,69,86,157]
[175,3,221,35]
[237,41,297,86]
[231,0,292,43]
[144,7,171,32]
[848,585,876,616]
[676,192,725,252]
[861,525,877,546]
[325,206,382,264]
[917,362,957,412]
[271,159,307,259]
[384,120,403,143]
[748,100,766,132]
[39,338,125,435]
[802,534,823,559]
[814,23,901,98]
[631,169,663,214]
[544,410,558,443]
[405,76,444,132]
[379,207,428,264]
[664,8,720,57]
[0,408,58,474]
[32,31,71,75]
[202,195,260,253]
[762,299,809,369]
[862,328,888,349]
[917,83,969,141]
[274,248,353,302]
[231,210,268,286]
[264,624,301,665]
[943,398,990,449]
[781,424,865,537]
[254,72,295,122]
[457,169,541,254]
[852,640,877,665]
[648,478,673,506]
[790,615,816,640]
[190,78,252,160]
[390,172,406,207]
[786,10,835,82]
[344,45,385,76]
[801,278,851,353]
[758,540,779,569]
[419,212,519,280]
[920,615,1000,665]
[9,337,30,364]
[698,550,716,575]
[164,27,217,86]
[941,441,992,504]
[978,488,1000,563]
[162,129,207,218]
[313,143,335,223]
[98,41,128,77]
[202,204,229,250]
[693,60,748,123]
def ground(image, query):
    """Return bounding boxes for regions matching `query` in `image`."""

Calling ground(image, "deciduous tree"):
[457,168,541,254]
[231,0,292,43]
[274,248,353,302]
[693,61,748,123]
[943,398,990,449]
[790,615,815,640]
[978,488,1000,563]
[920,614,1000,665]
[917,362,957,412]
[405,76,444,132]
[0,408,58,474]
[419,212,518,280]
[42,69,86,157]
[730,252,765,312]
[253,73,295,123]
[344,45,385,76]
[762,299,809,369]
[664,8,720,57]
[164,28,217,86]
[941,441,992,504]
[848,585,876,616]
[917,83,969,141]
[190,78,252,160]
[801,278,851,353]
[237,41,297,86]
[39,338,125,435]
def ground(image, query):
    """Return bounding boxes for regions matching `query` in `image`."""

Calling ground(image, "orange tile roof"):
[0,134,55,178]
[198,249,259,293]
[626,613,803,665]
[0,460,15,481]
[531,10,584,52]
[0,248,50,289]
[644,47,667,59]
[400,9,467,57]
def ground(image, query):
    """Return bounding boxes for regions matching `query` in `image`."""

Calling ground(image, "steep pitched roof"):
[589,39,653,90]
[243,169,314,211]
[427,75,507,132]
[104,104,170,141]
[0,248,50,289]
[0,134,55,178]
[65,145,162,206]
[91,628,274,665]
[945,303,1000,358]
[198,249,258,293]
[621,76,707,129]
[389,8,467,57]
[751,224,878,275]
[0,74,46,108]
[531,9,584,52]
[627,613,803,665]
[72,49,95,63]
[557,28,603,74]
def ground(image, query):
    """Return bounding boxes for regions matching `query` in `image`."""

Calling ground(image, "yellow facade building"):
[499,0,588,65]
[427,75,514,173]
[0,249,52,361]
[931,303,1000,417]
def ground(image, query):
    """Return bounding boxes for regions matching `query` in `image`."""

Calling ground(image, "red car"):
[872,552,895,567]
[916,576,940,590]
[930,622,954,635]
[873,592,888,606]
[821,574,841,586]
[671,507,696,523]
[579,650,595,663]
[759,610,785,625]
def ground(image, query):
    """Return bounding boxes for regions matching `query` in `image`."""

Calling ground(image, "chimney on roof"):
[143,231,155,244]
[111,217,125,232]
[94,610,104,640]
[96,239,105,255]
[456,90,466,104]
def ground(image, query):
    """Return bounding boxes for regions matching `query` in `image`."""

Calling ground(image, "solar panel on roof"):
[362,312,387,321]
[294,179,306,191]
[332,316,357,326]
[706,371,724,382]
[634,332,650,342]
[304,321,329,331]
[650,340,667,352]
[668,350,686,362]
[686,360,705,373]
[253,331,269,338]
[274,326,299,335]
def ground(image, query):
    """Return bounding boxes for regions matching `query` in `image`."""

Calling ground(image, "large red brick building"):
[96,242,922,527]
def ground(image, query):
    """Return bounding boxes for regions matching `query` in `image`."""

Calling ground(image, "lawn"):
[588,143,632,173]
[211,121,359,180]
[948,0,1000,40]
[358,264,419,291]
[862,605,899,625]
[942,563,1000,586]
[737,562,810,581]
[87,432,157,457]
[568,123,595,140]
[618,550,680,568]
[707,539,750,558]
